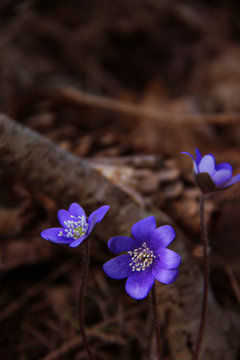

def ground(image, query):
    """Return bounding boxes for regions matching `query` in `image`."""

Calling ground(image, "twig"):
[88,154,163,169]
[40,305,146,360]
[78,242,96,360]
[0,261,74,322]
[57,86,240,125]
[226,266,240,305]
[151,282,162,360]
[192,192,209,360]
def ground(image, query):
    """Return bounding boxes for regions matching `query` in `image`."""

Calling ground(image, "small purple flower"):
[182,148,240,192]
[41,203,110,248]
[103,217,181,300]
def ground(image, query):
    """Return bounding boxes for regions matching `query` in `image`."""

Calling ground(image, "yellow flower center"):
[58,215,88,239]
[128,242,156,272]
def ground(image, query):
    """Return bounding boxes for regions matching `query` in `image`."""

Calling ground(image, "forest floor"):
[0,1,240,359]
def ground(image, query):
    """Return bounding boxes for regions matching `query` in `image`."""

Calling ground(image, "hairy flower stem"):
[151,282,162,360]
[78,241,96,360]
[193,191,209,360]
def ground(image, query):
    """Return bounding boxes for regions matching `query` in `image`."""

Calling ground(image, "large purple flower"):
[41,203,110,248]
[103,217,181,300]
[182,148,240,192]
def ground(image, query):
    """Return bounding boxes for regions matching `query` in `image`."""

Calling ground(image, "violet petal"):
[41,228,71,244]
[152,267,179,284]
[131,216,156,245]
[199,155,215,175]
[68,203,86,218]
[108,236,138,254]
[181,151,198,173]
[125,269,154,300]
[57,209,75,228]
[212,169,232,185]
[88,205,110,234]
[195,148,202,165]
[149,225,175,251]
[103,255,132,279]
[221,174,240,188]
[69,235,87,248]
[155,248,181,269]
[215,162,233,173]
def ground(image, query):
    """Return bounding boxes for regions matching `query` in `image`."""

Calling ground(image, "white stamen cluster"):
[58,215,88,239]
[128,242,156,272]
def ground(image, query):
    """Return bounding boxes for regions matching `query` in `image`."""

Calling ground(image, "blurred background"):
[0,0,240,359]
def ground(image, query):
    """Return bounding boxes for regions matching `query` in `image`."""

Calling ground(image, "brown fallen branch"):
[57,86,240,125]
[0,114,136,219]
[0,114,239,360]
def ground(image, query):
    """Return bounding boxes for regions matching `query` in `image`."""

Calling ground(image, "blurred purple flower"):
[41,203,110,248]
[103,217,181,300]
[182,148,240,192]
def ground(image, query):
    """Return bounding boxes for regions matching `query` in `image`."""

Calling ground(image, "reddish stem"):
[151,282,162,360]
[192,191,209,360]
[78,241,96,360]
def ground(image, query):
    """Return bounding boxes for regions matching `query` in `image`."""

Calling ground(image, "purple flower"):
[182,148,240,192]
[103,217,181,300]
[41,203,110,248]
